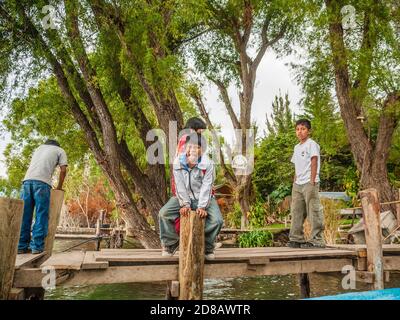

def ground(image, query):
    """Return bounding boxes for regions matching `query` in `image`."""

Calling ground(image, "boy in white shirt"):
[287,119,325,248]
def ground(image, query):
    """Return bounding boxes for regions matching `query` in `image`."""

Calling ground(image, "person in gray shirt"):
[18,139,68,254]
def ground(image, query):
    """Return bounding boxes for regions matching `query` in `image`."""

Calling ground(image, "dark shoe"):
[31,249,44,255]
[161,242,179,257]
[300,242,326,249]
[18,248,31,254]
[286,241,302,248]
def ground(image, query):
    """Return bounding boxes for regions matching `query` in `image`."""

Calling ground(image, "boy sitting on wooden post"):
[287,119,325,249]
[159,132,224,260]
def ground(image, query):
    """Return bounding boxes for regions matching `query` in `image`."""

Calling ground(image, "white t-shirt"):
[291,138,320,185]
[23,144,68,186]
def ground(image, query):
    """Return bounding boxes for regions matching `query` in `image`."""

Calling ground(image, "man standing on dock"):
[17,139,68,254]
[287,119,325,249]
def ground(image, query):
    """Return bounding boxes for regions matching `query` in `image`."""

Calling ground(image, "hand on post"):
[179,207,191,217]
[196,208,207,218]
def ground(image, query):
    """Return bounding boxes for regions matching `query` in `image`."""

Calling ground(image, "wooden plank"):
[356,271,374,284]
[15,252,46,270]
[327,244,400,253]
[8,288,25,300]
[0,197,24,300]
[95,248,356,264]
[205,259,355,278]
[357,256,367,271]
[248,257,270,265]
[44,190,64,259]
[82,252,109,270]
[12,257,355,288]
[40,251,85,270]
[179,211,205,300]
[170,281,180,298]
[359,189,384,290]
[66,266,178,286]
[55,234,101,240]
[13,268,72,288]
[383,256,400,271]
[100,246,348,254]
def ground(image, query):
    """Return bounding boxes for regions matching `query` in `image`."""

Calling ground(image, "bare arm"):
[56,165,67,190]
[310,156,318,185]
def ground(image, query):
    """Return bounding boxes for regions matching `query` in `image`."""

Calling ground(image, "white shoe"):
[162,250,173,257]
[205,252,215,260]
[215,242,222,249]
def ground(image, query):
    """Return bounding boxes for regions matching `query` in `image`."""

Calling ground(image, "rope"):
[61,236,102,252]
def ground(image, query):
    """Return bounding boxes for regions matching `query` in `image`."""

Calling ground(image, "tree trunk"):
[105,168,161,248]
[325,0,399,211]
[237,175,252,229]
[359,156,396,212]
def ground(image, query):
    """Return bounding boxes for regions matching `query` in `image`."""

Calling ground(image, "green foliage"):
[253,93,297,199]
[266,93,293,136]
[238,230,274,248]
[342,166,361,206]
[226,202,242,229]
[248,200,267,229]
[269,184,291,204]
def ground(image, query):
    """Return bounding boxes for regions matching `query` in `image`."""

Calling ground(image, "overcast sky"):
[0,50,303,178]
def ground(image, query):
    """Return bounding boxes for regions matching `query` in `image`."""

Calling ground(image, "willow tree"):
[297,0,400,206]
[0,0,197,247]
[186,0,304,227]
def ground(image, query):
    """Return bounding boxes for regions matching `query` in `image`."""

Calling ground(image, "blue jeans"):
[18,180,51,251]
[159,197,224,253]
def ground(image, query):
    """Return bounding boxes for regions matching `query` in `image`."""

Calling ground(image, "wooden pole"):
[299,273,310,299]
[179,210,205,300]
[359,188,384,290]
[95,216,101,251]
[0,197,24,300]
[44,190,64,259]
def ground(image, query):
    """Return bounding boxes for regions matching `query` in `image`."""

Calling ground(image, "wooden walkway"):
[12,245,400,289]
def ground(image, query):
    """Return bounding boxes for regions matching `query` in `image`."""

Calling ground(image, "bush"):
[226,202,242,229]
[238,230,274,248]
[303,198,343,245]
[248,200,267,228]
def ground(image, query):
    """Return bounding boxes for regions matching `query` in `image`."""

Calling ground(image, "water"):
[45,239,400,300]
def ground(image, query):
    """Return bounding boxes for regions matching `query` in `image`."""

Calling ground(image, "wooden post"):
[359,188,384,290]
[299,273,310,299]
[179,210,205,300]
[0,197,24,300]
[44,190,64,259]
[165,280,179,300]
[95,212,102,251]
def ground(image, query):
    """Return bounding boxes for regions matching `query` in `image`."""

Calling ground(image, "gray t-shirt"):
[291,138,320,185]
[23,144,68,186]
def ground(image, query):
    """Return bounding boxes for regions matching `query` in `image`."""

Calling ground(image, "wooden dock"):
[11,245,400,289]
[2,188,400,300]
